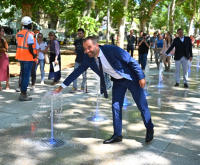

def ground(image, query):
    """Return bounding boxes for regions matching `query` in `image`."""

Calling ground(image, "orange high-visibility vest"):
[15,29,36,61]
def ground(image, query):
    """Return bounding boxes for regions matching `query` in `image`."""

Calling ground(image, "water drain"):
[40,138,65,148]
[87,116,107,122]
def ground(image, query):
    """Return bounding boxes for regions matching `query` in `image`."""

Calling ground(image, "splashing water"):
[39,91,64,147]
[157,63,164,88]
[197,51,200,71]
[144,64,151,96]
[87,74,107,122]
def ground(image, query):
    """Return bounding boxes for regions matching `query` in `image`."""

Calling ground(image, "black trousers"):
[127,45,134,57]
[31,61,36,86]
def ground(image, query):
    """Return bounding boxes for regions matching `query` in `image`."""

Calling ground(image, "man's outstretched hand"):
[54,86,63,94]
[139,78,146,88]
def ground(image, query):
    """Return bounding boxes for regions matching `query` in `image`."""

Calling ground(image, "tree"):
[182,0,197,35]
[136,0,162,32]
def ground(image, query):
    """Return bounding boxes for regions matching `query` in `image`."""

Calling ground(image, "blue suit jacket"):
[63,45,145,87]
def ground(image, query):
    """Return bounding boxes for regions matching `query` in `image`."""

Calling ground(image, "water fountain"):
[123,91,133,107]
[197,51,200,71]
[87,74,107,122]
[157,62,164,88]
[144,64,151,96]
[39,91,65,148]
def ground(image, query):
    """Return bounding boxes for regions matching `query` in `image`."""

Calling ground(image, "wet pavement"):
[0,48,200,165]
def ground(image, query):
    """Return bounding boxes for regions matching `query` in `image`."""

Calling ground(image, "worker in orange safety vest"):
[16,16,37,101]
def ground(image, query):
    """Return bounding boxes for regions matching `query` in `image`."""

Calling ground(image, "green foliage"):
[111,0,126,25]
[79,16,100,36]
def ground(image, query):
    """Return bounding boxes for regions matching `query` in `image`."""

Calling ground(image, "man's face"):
[177,30,183,38]
[154,33,157,37]
[130,30,133,35]
[83,39,99,58]
[78,31,84,39]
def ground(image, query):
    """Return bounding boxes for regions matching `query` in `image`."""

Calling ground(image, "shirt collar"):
[97,48,103,58]
[179,36,184,40]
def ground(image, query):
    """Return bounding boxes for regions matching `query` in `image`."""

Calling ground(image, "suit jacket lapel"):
[99,46,115,69]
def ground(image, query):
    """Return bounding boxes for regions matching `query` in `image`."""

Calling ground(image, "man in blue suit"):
[54,36,154,144]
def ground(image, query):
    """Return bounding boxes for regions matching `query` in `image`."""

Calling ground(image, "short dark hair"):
[154,32,157,35]
[38,33,43,37]
[78,28,85,33]
[177,28,183,32]
[23,24,32,30]
[143,33,147,36]
[83,36,98,45]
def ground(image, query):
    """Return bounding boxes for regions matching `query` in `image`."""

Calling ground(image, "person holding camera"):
[138,33,150,70]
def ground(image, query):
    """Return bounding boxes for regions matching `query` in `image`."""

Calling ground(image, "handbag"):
[44,53,49,64]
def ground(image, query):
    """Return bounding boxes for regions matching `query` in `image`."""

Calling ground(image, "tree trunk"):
[116,0,128,48]
[188,0,196,36]
[95,9,100,22]
[169,0,176,34]
[139,20,146,32]
[195,8,200,35]
[139,0,161,32]
[83,2,92,17]
[188,17,194,36]
[49,14,59,29]
[106,0,110,45]
[86,2,92,17]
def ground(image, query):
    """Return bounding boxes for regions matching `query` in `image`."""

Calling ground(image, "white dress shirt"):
[95,48,123,79]
[61,48,123,88]
[179,36,184,42]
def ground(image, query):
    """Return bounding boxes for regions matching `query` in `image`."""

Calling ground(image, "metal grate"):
[87,116,107,122]
[40,138,65,148]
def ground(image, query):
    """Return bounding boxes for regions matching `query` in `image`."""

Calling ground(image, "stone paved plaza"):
[0,48,200,165]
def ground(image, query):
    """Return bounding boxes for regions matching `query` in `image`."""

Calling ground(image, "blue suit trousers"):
[111,77,154,136]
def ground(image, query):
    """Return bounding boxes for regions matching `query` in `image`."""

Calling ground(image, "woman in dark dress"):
[48,31,61,85]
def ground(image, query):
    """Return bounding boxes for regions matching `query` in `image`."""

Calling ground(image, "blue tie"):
[97,57,108,98]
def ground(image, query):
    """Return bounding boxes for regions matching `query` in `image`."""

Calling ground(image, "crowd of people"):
[126,28,193,88]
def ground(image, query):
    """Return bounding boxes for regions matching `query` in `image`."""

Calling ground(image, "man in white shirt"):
[165,28,193,88]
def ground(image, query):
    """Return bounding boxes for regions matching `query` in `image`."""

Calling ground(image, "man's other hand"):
[139,78,146,88]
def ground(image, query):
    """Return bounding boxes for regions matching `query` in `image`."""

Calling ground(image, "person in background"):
[160,34,174,72]
[0,27,9,91]
[48,31,61,85]
[135,34,138,47]
[155,34,164,69]
[30,34,39,91]
[195,35,200,47]
[111,34,115,45]
[35,33,48,85]
[165,28,193,88]
[138,31,144,64]
[126,30,135,57]
[138,33,150,70]
[69,28,86,92]
[149,32,157,62]
[173,33,178,41]
[190,35,195,48]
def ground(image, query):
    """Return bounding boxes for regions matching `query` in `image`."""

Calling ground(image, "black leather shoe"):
[184,83,189,88]
[103,135,122,144]
[145,129,154,143]
[174,83,179,87]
